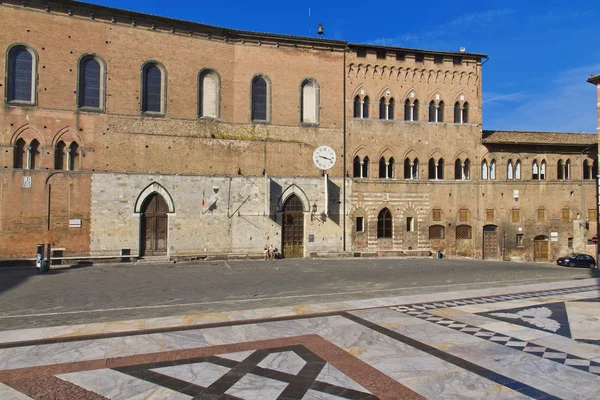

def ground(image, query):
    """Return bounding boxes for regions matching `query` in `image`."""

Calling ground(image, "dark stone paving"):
[0,258,597,330]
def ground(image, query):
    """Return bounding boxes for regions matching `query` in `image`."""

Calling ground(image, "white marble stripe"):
[0,383,33,400]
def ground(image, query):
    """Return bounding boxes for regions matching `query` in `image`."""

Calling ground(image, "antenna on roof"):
[308,8,311,36]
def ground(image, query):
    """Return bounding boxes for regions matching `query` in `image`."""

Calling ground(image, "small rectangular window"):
[415,54,424,63]
[562,208,570,222]
[537,209,545,222]
[459,209,468,222]
[406,217,414,232]
[453,56,463,65]
[376,50,386,60]
[432,209,441,221]
[356,217,364,232]
[568,237,573,248]
[486,209,494,222]
[516,234,524,247]
[588,209,597,221]
[396,52,405,61]
[511,209,520,223]
[356,48,366,58]
[434,55,443,64]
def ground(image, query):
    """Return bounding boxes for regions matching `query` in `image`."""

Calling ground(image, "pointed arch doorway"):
[141,193,168,256]
[282,195,304,258]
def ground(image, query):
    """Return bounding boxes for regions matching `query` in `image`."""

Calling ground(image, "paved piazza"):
[0,274,598,399]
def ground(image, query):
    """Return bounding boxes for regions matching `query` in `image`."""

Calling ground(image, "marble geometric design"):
[113,345,377,399]
[479,302,572,338]
[390,307,600,377]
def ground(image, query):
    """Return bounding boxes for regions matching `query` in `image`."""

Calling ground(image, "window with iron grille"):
[511,209,520,223]
[562,208,570,222]
[459,209,468,222]
[432,209,441,221]
[537,208,546,223]
[486,209,494,222]
[456,225,472,239]
[429,224,445,239]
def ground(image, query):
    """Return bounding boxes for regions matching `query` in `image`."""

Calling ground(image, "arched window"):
[353,95,361,118]
[463,159,470,180]
[68,142,79,171]
[7,45,35,103]
[438,101,444,122]
[489,160,496,180]
[14,138,26,169]
[353,156,361,178]
[437,158,444,179]
[455,158,469,180]
[29,139,40,170]
[454,159,462,179]
[404,158,411,179]
[55,141,66,170]
[429,101,436,122]
[199,70,220,119]
[429,158,436,179]
[481,161,488,180]
[301,78,319,124]
[557,160,564,180]
[379,157,386,178]
[142,62,164,113]
[78,55,103,109]
[379,97,386,120]
[454,102,461,123]
[387,98,394,120]
[463,102,469,123]
[532,161,539,180]
[540,160,546,180]
[507,160,514,180]
[412,158,419,179]
[362,96,369,119]
[515,160,521,180]
[388,157,395,179]
[413,100,419,121]
[251,76,268,121]
[583,160,591,180]
[362,156,369,178]
[565,160,570,180]
[377,208,392,238]
[404,99,411,121]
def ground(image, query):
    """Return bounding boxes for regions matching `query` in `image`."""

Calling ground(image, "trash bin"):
[436,250,442,259]
[36,244,49,273]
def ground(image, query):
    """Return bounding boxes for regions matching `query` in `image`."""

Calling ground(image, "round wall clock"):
[313,146,336,170]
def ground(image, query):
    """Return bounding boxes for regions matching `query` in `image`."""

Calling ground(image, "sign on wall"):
[22,176,31,188]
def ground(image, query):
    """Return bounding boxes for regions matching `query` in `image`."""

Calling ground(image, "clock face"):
[313,146,336,170]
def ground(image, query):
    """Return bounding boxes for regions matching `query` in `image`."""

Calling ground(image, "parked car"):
[556,253,596,268]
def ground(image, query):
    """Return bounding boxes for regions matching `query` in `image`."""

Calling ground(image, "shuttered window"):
[511,209,520,223]
[432,209,441,221]
[588,209,597,221]
[562,208,570,222]
[459,209,468,222]
[143,64,162,113]
[486,209,494,222]
[79,57,101,108]
[252,77,267,121]
[9,47,33,102]
[537,208,546,222]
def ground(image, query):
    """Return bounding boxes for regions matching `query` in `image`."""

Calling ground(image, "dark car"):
[556,253,596,268]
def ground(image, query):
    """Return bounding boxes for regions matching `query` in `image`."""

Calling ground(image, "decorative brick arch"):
[278,184,310,212]
[135,182,175,213]
[52,127,85,147]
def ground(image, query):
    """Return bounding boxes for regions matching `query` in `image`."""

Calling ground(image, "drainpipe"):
[343,46,347,252]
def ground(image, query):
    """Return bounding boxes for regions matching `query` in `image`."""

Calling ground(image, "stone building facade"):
[0,0,596,262]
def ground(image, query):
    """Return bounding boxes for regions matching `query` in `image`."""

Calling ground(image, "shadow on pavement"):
[0,262,95,295]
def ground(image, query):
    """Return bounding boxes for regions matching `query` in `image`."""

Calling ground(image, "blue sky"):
[88,0,599,133]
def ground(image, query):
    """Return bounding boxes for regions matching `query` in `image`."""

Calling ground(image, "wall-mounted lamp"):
[213,186,219,194]
[311,203,318,221]
[513,189,519,202]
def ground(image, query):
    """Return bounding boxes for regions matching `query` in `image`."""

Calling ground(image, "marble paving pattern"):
[0,279,598,399]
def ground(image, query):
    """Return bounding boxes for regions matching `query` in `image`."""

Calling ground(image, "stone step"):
[135,256,173,264]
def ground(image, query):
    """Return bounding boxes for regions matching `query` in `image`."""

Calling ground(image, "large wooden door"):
[534,236,549,262]
[282,195,304,258]
[483,225,498,260]
[141,193,168,256]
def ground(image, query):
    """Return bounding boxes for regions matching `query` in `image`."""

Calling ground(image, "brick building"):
[0,0,597,262]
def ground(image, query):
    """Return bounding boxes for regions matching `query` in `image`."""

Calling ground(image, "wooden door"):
[534,237,549,262]
[282,195,304,258]
[483,225,498,260]
[141,194,168,256]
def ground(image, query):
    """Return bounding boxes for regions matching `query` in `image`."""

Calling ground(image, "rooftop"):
[482,130,597,146]
[587,74,600,84]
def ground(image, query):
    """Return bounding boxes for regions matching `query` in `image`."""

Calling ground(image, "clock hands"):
[319,155,332,161]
